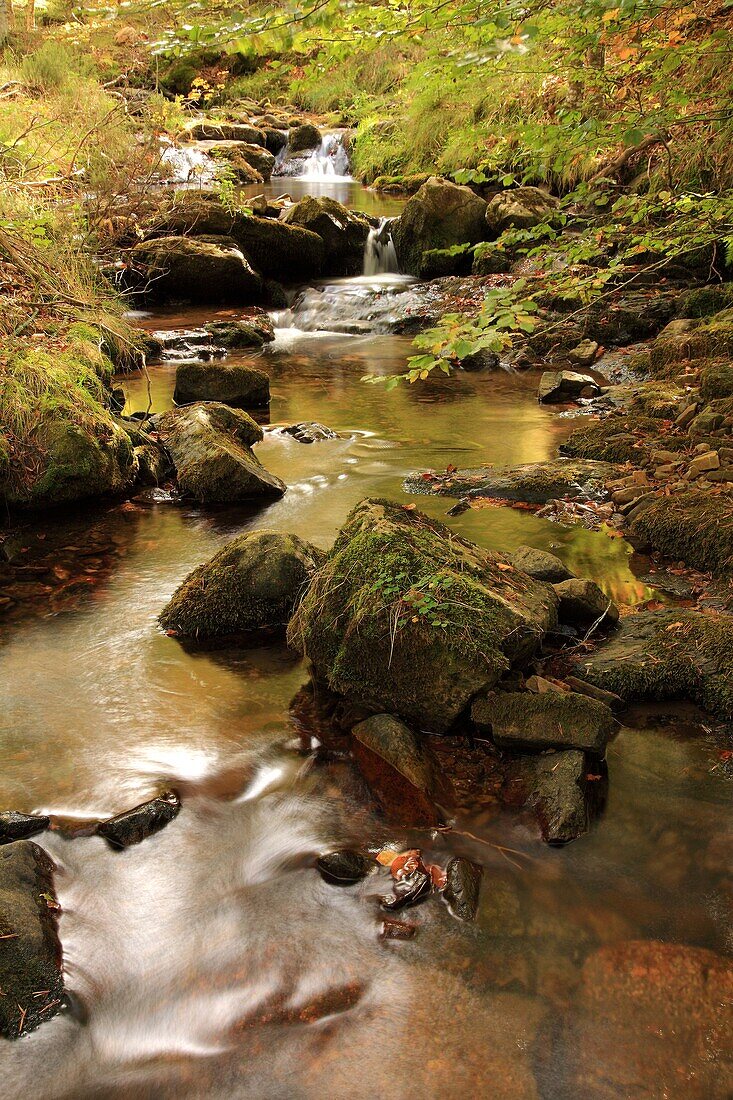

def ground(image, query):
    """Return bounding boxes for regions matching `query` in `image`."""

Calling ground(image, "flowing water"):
[1,179,731,1099]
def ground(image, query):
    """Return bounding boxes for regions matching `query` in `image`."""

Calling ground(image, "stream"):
[0,174,731,1098]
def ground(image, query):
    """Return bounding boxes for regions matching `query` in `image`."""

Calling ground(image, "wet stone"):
[282,422,339,444]
[97,790,181,849]
[531,750,588,844]
[0,810,50,845]
[316,849,372,886]
[380,868,432,911]
[380,917,417,940]
[443,857,482,922]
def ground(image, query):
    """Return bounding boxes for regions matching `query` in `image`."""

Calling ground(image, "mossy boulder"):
[0,842,64,1038]
[393,177,488,277]
[286,498,558,732]
[131,236,263,303]
[700,361,733,402]
[472,240,514,276]
[281,196,370,275]
[404,459,617,504]
[628,489,733,575]
[675,283,733,319]
[573,609,733,718]
[287,122,322,153]
[203,317,274,348]
[205,140,271,183]
[160,531,323,639]
[184,120,266,145]
[155,403,285,503]
[643,310,733,378]
[173,362,270,408]
[472,691,615,755]
[485,186,560,235]
[230,215,325,281]
[560,414,676,464]
[418,245,474,279]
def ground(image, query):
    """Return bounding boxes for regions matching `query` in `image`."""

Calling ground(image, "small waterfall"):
[159,140,216,185]
[364,218,400,275]
[274,131,351,179]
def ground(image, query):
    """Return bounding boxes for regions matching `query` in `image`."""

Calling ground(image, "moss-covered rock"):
[418,244,473,279]
[628,489,733,575]
[173,362,270,408]
[700,361,733,401]
[393,177,488,277]
[472,240,514,275]
[531,750,588,844]
[160,531,323,638]
[675,283,733,319]
[155,403,285,503]
[560,414,681,464]
[286,498,558,732]
[0,841,64,1039]
[184,120,266,145]
[404,459,618,503]
[131,235,263,303]
[472,690,615,754]
[281,196,370,275]
[510,546,575,583]
[485,186,560,234]
[644,310,733,378]
[287,122,322,153]
[205,140,273,182]
[573,608,733,718]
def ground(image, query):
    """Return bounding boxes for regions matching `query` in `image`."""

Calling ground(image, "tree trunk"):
[0,0,12,42]
[24,0,33,31]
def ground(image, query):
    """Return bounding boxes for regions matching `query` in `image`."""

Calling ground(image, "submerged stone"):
[531,750,588,844]
[282,422,339,444]
[0,811,51,845]
[97,790,181,849]
[159,530,324,639]
[472,691,615,755]
[316,850,372,886]
[287,498,557,732]
[404,459,617,504]
[443,857,482,922]
[351,713,449,826]
[0,841,64,1038]
[173,362,271,408]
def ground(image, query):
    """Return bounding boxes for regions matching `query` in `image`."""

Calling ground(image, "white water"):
[275,130,352,180]
[159,140,216,185]
[364,217,400,276]
[271,273,418,336]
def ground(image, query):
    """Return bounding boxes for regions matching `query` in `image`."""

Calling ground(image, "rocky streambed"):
[1,120,732,1098]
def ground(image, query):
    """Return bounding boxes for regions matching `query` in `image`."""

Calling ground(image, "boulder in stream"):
[230,215,325,281]
[97,790,181,849]
[443,857,482,922]
[0,811,50,845]
[554,578,619,630]
[393,176,488,277]
[131,235,263,303]
[573,608,733,718]
[404,458,618,504]
[281,422,339,444]
[159,530,324,639]
[184,120,266,144]
[0,841,64,1038]
[510,545,575,584]
[155,403,286,503]
[173,362,271,408]
[472,690,615,755]
[287,498,557,732]
[287,122,322,153]
[538,370,601,403]
[281,196,370,275]
[531,749,588,844]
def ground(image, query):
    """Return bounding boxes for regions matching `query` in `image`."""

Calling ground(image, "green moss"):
[699,361,733,401]
[287,498,557,731]
[647,313,733,378]
[576,609,733,718]
[676,284,733,319]
[629,489,733,574]
[561,414,680,464]
[627,381,687,419]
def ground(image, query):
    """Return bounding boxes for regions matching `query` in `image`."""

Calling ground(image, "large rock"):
[155,403,285,503]
[554,579,619,629]
[351,713,449,826]
[531,749,588,844]
[404,459,617,504]
[185,120,266,144]
[281,196,370,275]
[160,531,323,638]
[0,812,49,845]
[567,941,733,1098]
[230,215,325,281]
[205,140,275,179]
[573,608,733,718]
[287,499,558,732]
[0,841,64,1038]
[287,122,321,153]
[628,489,733,576]
[472,690,615,755]
[510,546,575,584]
[538,370,600,404]
[393,177,488,277]
[485,186,560,234]
[131,236,263,303]
[173,362,270,408]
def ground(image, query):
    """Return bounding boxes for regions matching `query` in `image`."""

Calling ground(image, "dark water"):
[1,186,731,1098]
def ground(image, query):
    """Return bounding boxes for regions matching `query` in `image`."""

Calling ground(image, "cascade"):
[363,217,400,275]
[274,131,352,179]
[159,140,215,185]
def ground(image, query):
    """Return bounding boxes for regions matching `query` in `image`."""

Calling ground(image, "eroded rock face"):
[155,403,286,503]
[0,841,64,1038]
[173,362,270,408]
[566,941,733,1099]
[281,196,370,275]
[159,530,324,638]
[472,691,615,755]
[131,236,263,303]
[287,498,557,732]
[393,177,488,276]
[573,608,733,718]
[485,186,560,234]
